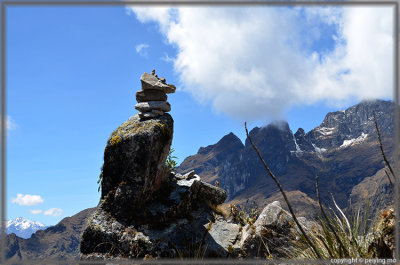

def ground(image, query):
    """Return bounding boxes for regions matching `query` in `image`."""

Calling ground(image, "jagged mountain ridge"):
[6,217,48,239]
[177,99,394,212]
[298,99,393,151]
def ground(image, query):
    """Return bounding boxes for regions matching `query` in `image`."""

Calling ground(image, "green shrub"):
[166,148,178,171]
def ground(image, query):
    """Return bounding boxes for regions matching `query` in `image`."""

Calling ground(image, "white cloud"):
[44,208,63,217]
[132,7,172,30]
[130,6,393,120]
[29,209,42,215]
[11,194,44,206]
[135,43,149,58]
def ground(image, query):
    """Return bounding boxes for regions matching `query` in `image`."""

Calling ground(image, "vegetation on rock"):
[165,148,178,171]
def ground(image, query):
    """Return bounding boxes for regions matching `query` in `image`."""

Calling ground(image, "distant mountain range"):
[5,99,394,260]
[177,99,394,218]
[6,217,48,239]
[5,208,95,261]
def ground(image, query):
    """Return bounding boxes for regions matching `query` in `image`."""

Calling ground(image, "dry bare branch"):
[244,122,322,259]
[373,110,396,181]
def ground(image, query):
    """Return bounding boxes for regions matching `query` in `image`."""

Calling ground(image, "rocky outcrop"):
[99,113,174,222]
[80,71,235,259]
[79,71,317,260]
[81,171,232,259]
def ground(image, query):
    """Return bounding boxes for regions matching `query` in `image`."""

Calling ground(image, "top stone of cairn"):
[140,70,176,94]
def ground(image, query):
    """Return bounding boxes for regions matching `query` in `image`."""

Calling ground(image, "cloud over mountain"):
[130,6,393,120]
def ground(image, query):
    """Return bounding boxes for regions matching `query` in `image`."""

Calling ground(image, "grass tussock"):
[291,201,394,260]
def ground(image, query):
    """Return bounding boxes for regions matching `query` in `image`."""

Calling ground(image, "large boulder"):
[80,108,235,259]
[80,171,233,259]
[233,201,320,259]
[99,113,173,221]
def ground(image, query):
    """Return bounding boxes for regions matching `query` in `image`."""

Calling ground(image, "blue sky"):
[5,5,393,225]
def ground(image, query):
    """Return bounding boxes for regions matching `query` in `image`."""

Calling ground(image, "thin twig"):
[373,110,396,181]
[385,169,394,189]
[244,122,322,259]
[315,175,350,258]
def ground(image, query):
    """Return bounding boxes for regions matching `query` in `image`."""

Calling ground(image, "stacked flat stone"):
[135,70,176,119]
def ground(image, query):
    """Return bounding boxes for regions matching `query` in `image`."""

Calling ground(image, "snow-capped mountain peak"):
[6,217,48,239]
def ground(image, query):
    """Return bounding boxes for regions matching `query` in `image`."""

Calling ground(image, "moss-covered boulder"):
[100,113,173,221]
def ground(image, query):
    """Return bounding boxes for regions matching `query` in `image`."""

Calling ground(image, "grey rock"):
[253,201,287,228]
[183,170,196,180]
[135,101,171,113]
[151,109,164,115]
[138,112,158,119]
[174,173,184,180]
[191,180,227,205]
[204,216,240,257]
[235,201,320,259]
[99,113,173,221]
[140,72,176,94]
[238,201,296,258]
[136,89,167,102]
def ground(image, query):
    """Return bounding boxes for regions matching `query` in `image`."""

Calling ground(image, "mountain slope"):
[177,99,394,217]
[6,207,95,261]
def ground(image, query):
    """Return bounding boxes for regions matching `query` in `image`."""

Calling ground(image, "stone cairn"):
[135,69,176,119]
